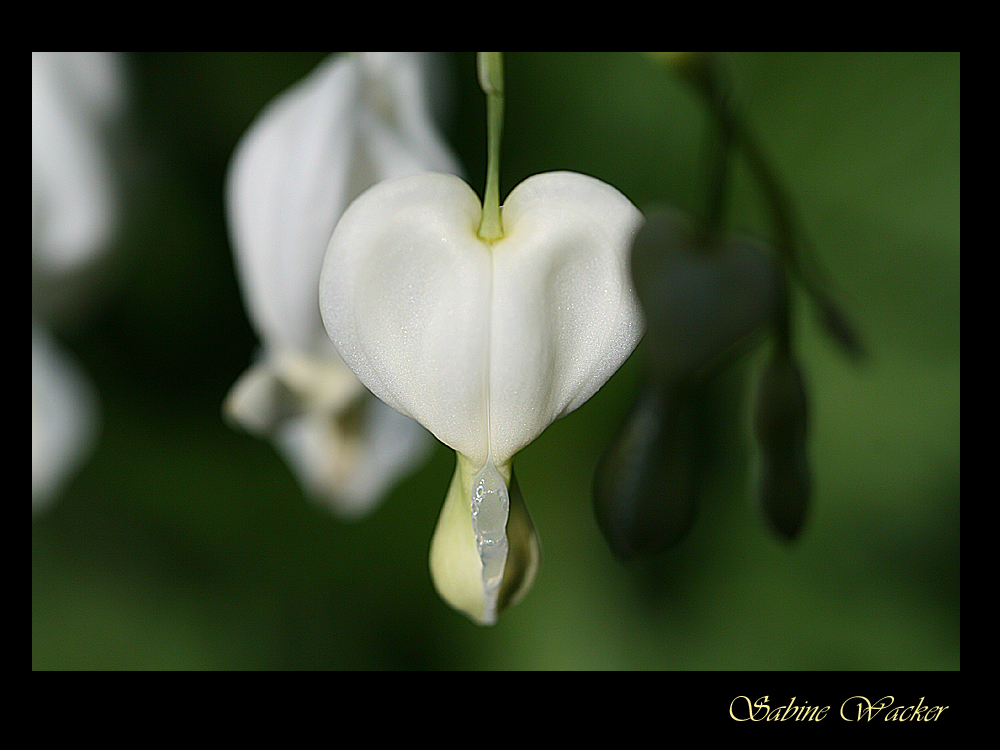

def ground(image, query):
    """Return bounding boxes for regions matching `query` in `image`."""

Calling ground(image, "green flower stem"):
[698,82,734,246]
[477,52,504,243]
[667,52,863,360]
[711,79,864,359]
[700,65,803,356]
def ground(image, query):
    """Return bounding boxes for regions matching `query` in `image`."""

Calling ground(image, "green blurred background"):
[32,52,959,670]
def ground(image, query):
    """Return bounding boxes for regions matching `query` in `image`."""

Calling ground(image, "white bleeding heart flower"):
[32,52,126,512]
[320,170,644,623]
[32,51,125,273]
[32,321,98,511]
[225,52,462,518]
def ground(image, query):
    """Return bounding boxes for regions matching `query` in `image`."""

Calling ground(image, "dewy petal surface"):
[320,170,644,469]
[486,172,646,463]
[322,173,489,463]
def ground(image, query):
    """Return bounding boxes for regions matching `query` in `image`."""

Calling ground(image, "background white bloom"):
[31,52,125,512]
[225,52,463,518]
[32,321,98,510]
[32,51,125,273]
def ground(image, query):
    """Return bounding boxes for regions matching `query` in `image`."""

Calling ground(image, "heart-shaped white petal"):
[319,171,644,469]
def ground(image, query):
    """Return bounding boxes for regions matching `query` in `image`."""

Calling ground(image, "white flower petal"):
[32,322,97,511]
[487,172,646,463]
[321,173,489,462]
[225,53,460,513]
[320,171,644,469]
[31,52,124,272]
[227,56,358,350]
[275,395,433,519]
[226,52,461,350]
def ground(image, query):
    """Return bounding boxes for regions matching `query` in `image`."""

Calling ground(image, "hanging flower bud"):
[593,206,782,555]
[753,350,811,541]
[630,207,782,383]
[593,378,698,560]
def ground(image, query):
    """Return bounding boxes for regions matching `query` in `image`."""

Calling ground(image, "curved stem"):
[477,52,504,243]
[675,53,864,360]
[698,82,734,246]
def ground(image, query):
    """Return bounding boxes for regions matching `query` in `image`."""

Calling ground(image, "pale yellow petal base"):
[429,453,541,625]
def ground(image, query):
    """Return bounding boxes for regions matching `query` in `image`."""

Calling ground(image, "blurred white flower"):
[320,171,644,623]
[32,51,125,273]
[32,322,98,510]
[31,51,125,511]
[225,52,463,518]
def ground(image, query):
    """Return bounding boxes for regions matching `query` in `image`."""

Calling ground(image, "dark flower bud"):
[630,207,782,383]
[753,351,810,541]
[593,378,698,560]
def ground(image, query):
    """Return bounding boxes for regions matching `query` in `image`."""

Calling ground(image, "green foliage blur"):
[32,52,960,670]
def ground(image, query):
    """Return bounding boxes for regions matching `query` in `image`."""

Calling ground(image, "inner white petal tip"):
[471,457,510,625]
